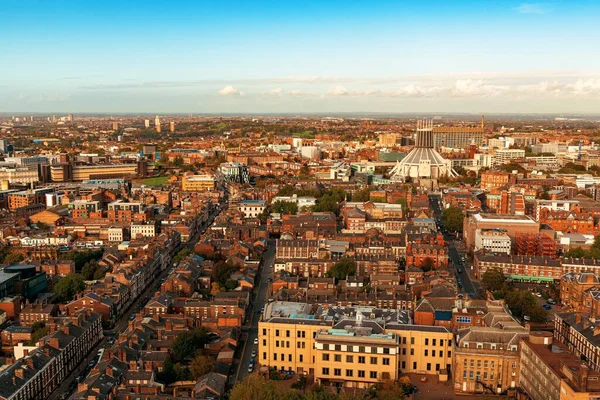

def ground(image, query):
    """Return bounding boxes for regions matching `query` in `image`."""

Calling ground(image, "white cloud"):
[264,88,284,96]
[327,86,349,96]
[218,85,241,96]
[514,3,549,15]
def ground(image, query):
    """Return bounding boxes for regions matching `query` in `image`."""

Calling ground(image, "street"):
[429,194,480,299]
[233,240,276,383]
[48,199,225,400]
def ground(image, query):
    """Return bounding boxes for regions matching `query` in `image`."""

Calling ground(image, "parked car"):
[536,292,542,297]
[254,337,258,345]
[88,359,96,367]
[248,364,254,373]
[251,350,256,357]
[543,304,552,310]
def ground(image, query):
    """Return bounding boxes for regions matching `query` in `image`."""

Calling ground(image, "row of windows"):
[321,368,387,380]
[321,354,390,365]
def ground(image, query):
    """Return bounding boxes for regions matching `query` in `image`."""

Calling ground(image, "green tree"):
[190,354,213,378]
[224,279,238,291]
[441,206,464,233]
[326,257,356,279]
[482,268,506,292]
[29,322,49,345]
[230,375,288,400]
[54,274,86,302]
[271,200,298,215]
[172,328,210,361]
[3,252,24,265]
[563,247,588,258]
[421,258,434,272]
[351,187,372,202]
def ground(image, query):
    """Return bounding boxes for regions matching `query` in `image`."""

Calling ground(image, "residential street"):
[48,202,224,400]
[233,240,275,383]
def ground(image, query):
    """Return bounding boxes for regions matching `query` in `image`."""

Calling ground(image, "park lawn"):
[140,175,169,186]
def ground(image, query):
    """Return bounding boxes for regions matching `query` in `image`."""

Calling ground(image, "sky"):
[1,0,600,114]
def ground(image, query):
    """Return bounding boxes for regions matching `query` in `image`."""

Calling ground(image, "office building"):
[454,327,527,395]
[239,199,266,218]
[144,119,150,128]
[182,174,216,192]
[463,213,539,250]
[259,302,452,389]
[519,331,600,400]
[474,229,512,254]
[433,124,484,150]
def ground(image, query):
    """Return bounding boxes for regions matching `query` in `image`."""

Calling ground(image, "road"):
[429,194,480,299]
[233,241,276,383]
[49,199,225,400]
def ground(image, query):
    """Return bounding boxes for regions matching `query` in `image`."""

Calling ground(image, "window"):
[300,355,303,362]
[383,348,390,354]
[346,355,353,363]
[411,337,415,345]
[483,372,487,380]
[477,360,481,368]
[288,355,292,361]
[484,360,488,368]
[427,363,431,371]
[359,346,365,353]
[275,340,279,348]
[287,341,290,348]
[425,338,429,345]
[491,372,494,380]
[358,370,365,378]
[334,354,342,362]
[432,339,436,346]
[456,316,472,323]
[274,354,277,361]
[322,354,329,361]
[402,337,406,345]
[463,371,467,379]
[275,330,280,337]
[346,369,353,377]
[322,368,329,375]
[439,339,444,346]
[436,363,440,371]
[383,358,390,366]
[424,350,428,356]
[263,352,266,360]
[335,344,341,351]
[469,371,474,379]
[410,349,414,356]
[491,361,495,368]
[512,362,517,369]
[263,339,267,346]
[448,351,451,358]
[262,329,267,335]
[286,330,290,337]
[402,348,406,355]
[358,356,365,364]
[413,362,417,370]
[432,350,436,357]
[334,369,341,376]
[401,361,406,369]
[370,371,377,379]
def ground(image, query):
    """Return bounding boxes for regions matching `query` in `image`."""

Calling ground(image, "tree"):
[564,247,588,258]
[3,252,24,265]
[190,354,213,378]
[54,274,86,302]
[441,206,464,233]
[326,257,356,279]
[29,322,49,346]
[230,375,288,400]
[172,328,210,361]
[93,266,108,280]
[212,261,235,285]
[271,200,298,215]
[210,282,221,296]
[421,258,434,272]
[224,279,238,291]
[351,187,372,202]
[482,268,506,292]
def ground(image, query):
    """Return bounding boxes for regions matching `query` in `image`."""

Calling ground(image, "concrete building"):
[463,213,539,251]
[433,125,484,150]
[181,174,216,192]
[259,302,452,388]
[520,331,600,400]
[493,149,525,166]
[131,222,156,239]
[474,229,511,254]
[239,199,266,218]
[454,327,527,395]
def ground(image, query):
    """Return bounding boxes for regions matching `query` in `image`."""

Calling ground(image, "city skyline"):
[2,0,600,113]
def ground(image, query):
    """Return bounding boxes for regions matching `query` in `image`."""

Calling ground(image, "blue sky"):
[1,0,600,114]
